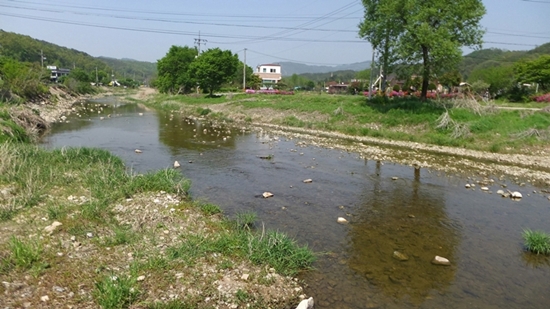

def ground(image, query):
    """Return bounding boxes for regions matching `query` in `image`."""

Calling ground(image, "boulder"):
[262,192,274,198]
[173,161,181,168]
[296,297,314,309]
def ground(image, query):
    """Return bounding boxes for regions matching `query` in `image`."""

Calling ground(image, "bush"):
[533,93,550,103]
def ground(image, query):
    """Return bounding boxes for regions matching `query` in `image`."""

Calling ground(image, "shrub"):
[533,93,550,103]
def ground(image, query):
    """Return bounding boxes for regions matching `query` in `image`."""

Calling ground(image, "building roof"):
[257,64,281,67]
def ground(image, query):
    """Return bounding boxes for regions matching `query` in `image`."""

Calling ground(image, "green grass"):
[93,275,140,309]
[8,236,43,270]
[523,229,550,255]
[197,202,222,216]
[234,211,257,230]
[0,143,189,222]
[166,222,315,276]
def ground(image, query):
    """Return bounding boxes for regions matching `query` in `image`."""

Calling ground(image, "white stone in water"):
[262,192,274,198]
[337,217,348,224]
[303,179,313,183]
[173,161,181,168]
[135,149,142,153]
[138,113,143,116]
[511,191,522,199]
[431,255,451,266]
[392,177,398,180]
[481,186,489,191]
[496,189,505,196]
[296,297,314,309]
[465,184,471,188]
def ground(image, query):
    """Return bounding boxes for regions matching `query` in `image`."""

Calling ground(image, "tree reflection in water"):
[348,162,461,305]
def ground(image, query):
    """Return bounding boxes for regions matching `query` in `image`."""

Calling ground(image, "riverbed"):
[40,98,550,309]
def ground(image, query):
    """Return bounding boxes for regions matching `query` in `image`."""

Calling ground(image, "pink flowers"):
[534,93,550,103]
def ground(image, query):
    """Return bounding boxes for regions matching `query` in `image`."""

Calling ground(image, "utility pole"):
[40,49,45,67]
[243,48,247,92]
[194,31,207,54]
[95,67,98,85]
[368,46,375,99]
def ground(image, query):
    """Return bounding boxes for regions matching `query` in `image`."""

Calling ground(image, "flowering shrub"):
[534,93,550,103]
[246,89,294,95]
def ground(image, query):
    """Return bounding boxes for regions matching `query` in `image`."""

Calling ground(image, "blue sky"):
[0,0,548,67]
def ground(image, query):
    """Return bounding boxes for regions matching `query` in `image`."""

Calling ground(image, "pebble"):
[41,295,49,302]
[137,275,146,281]
[337,217,348,224]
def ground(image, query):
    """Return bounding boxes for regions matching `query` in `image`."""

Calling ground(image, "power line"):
[0,12,367,44]
[0,0,363,20]
[0,3,359,33]
[246,49,366,66]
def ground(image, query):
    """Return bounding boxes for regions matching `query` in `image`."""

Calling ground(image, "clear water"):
[40,99,550,309]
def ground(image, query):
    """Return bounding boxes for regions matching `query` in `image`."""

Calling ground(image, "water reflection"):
[348,163,459,305]
[157,111,238,153]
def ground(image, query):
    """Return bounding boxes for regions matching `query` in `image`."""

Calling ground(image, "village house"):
[254,64,282,88]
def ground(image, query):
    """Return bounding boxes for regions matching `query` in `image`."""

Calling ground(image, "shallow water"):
[41,99,550,308]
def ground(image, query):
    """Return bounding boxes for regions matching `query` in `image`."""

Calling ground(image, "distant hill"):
[0,30,110,72]
[276,61,371,76]
[98,57,156,82]
[0,30,156,81]
[460,42,550,80]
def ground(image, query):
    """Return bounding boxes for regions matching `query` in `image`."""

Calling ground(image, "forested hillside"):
[0,30,156,80]
[460,42,550,80]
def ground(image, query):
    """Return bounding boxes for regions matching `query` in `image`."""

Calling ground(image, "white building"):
[254,64,282,87]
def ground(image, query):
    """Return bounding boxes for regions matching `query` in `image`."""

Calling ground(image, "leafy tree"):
[515,55,550,92]
[231,62,256,90]
[468,65,514,96]
[359,0,486,100]
[68,68,91,82]
[189,48,239,97]
[438,70,462,90]
[156,45,197,94]
[247,74,262,90]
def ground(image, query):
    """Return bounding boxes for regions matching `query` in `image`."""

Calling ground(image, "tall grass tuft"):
[523,229,550,255]
[234,212,257,230]
[8,236,42,270]
[94,275,140,309]
[247,230,315,276]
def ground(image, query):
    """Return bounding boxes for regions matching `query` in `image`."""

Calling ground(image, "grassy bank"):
[145,92,550,154]
[0,143,314,308]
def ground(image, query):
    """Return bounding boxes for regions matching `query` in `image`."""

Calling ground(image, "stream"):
[40,97,550,309]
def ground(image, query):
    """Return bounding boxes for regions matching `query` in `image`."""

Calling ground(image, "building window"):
[263,68,266,73]
[270,68,276,73]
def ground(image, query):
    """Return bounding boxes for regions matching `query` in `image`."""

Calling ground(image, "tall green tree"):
[156,45,197,94]
[515,55,550,92]
[189,48,239,96]
[359,0,485,100]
